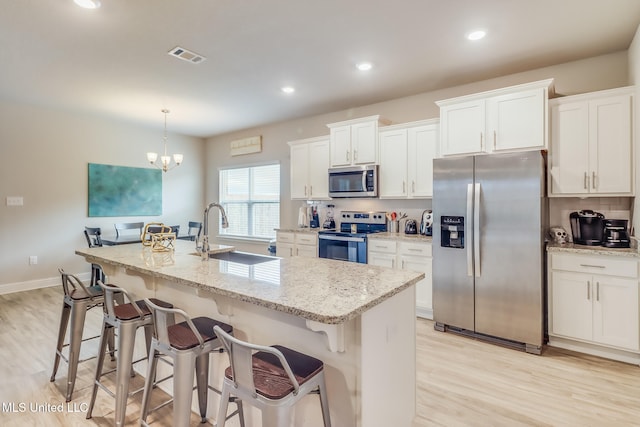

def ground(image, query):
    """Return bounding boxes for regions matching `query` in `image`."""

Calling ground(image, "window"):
[219,164,280,239]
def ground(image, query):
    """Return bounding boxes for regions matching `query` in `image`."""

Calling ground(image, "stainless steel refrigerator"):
[432,150,546,354]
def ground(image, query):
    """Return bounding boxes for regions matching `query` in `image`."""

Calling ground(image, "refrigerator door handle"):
[466,183,474,277]
[474,183,481,277]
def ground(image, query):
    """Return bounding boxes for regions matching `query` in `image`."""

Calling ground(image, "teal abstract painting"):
[88,163,162,217]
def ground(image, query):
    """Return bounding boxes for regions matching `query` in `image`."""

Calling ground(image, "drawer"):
[277,232,295,244]
[550,253,638,279]
[295,233,318,245]
[368,239,397,254]
[398,241,432,257]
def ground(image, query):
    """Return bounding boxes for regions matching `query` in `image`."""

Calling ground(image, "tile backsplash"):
[549,197,632,242]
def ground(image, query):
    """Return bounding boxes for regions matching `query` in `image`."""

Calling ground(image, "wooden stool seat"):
[67,285,102,301]
[111,298,171,321]
[226,345,324,400]
[167,317,233,350]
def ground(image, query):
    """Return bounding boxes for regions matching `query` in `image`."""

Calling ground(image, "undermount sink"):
[207,251,277,265]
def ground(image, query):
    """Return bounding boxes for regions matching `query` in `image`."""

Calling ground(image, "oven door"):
[318,234,367,263]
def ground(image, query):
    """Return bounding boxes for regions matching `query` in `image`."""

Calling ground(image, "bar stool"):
[86,282,172,427]
[50,268,105,402]
[140,299,244,427]
[213,325,331,427]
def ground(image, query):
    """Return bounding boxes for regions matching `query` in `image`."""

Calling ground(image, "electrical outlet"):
[29,256,37,265]
[6,196,23,206]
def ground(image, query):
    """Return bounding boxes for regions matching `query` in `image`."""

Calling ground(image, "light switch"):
[6,196,23,206]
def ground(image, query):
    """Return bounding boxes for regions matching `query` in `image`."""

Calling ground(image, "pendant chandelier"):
[147,109,183,172]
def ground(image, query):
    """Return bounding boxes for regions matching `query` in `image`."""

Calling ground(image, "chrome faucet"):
[197,202,229,259]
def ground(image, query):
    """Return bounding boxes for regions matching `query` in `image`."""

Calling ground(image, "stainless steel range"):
[318,211,387,263]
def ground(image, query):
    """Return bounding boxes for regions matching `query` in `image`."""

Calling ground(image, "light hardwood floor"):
[1,287,639,426]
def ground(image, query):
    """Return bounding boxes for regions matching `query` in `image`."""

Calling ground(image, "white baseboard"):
[0,272,91,295]
[416,306,433,320]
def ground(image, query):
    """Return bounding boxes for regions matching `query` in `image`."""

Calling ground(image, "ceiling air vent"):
[168,46,206,64]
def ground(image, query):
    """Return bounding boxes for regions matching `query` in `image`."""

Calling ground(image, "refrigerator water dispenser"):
[440,216,464,248]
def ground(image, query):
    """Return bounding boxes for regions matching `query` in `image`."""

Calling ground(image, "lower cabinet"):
[276,231,317,258]
[368,238,433,319]
[548,252,640,362]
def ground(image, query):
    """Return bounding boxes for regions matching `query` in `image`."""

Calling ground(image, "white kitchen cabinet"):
[379,120,438,199]
[288,136,331,200]
[398,241,433,319]
[548,252,640,361]
[368,237,433,319]
[436,79,553,157]
[294,233,318,258]
[548,86,633,196]
[276,231,318,258]
[276,232,295,258]
[368,239,397,268]
[327,115,390,167]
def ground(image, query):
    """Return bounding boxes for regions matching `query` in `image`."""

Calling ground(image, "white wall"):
[0,49,631,289]
[0,101,205,291]
[205,51,630,253]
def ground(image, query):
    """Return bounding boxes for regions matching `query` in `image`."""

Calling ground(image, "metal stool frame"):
[50,268,107,402]
[213,325,331,427]
[140,299,244,427]
[86,282,162,427]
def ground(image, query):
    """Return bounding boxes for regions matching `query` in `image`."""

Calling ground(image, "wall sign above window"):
[230,136,262,156]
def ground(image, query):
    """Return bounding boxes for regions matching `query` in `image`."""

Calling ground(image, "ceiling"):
[1,0,640,138]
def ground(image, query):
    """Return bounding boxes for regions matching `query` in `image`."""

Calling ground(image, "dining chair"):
[84,227,105,287]
[114,222,144,238]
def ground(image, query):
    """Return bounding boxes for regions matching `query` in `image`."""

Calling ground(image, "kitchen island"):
[76,240,423,427]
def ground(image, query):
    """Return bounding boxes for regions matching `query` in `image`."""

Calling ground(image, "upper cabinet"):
[288,136,331,200]
[548,86,633,197]
[379,119,438,199]
[436,79,554,157]
[327,115,390,167]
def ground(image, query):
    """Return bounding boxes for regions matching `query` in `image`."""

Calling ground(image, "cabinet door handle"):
[584,172,588,190]
[403,181,406,193]
[592,172,596,189]
[304,185,307,196]
[493,130,497,149]
[354,149,357,161]
[346,150,350,162]
[587,281,590,300]
[596,282,600,301]
[401,260,405,269]
[579,264,605,269]
[309,185,313,197]
[391,259,395,268]
[412,181,415,193]
[480,132,484,151]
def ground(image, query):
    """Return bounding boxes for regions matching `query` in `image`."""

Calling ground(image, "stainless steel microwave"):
[328,165,378,198]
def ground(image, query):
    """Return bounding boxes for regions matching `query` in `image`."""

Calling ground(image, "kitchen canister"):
[388,220,399,233]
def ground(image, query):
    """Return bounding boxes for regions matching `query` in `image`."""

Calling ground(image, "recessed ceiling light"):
[281,86,295,94]
[74,0,101,9]
[356,62,373,71]
[467,30,487,41]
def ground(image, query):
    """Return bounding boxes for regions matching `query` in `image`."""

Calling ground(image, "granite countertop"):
[368,232,433,243]
[75,240,424,325]
[547,242,640,258]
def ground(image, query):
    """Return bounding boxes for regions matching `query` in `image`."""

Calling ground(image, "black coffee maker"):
[569,210,604,246]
